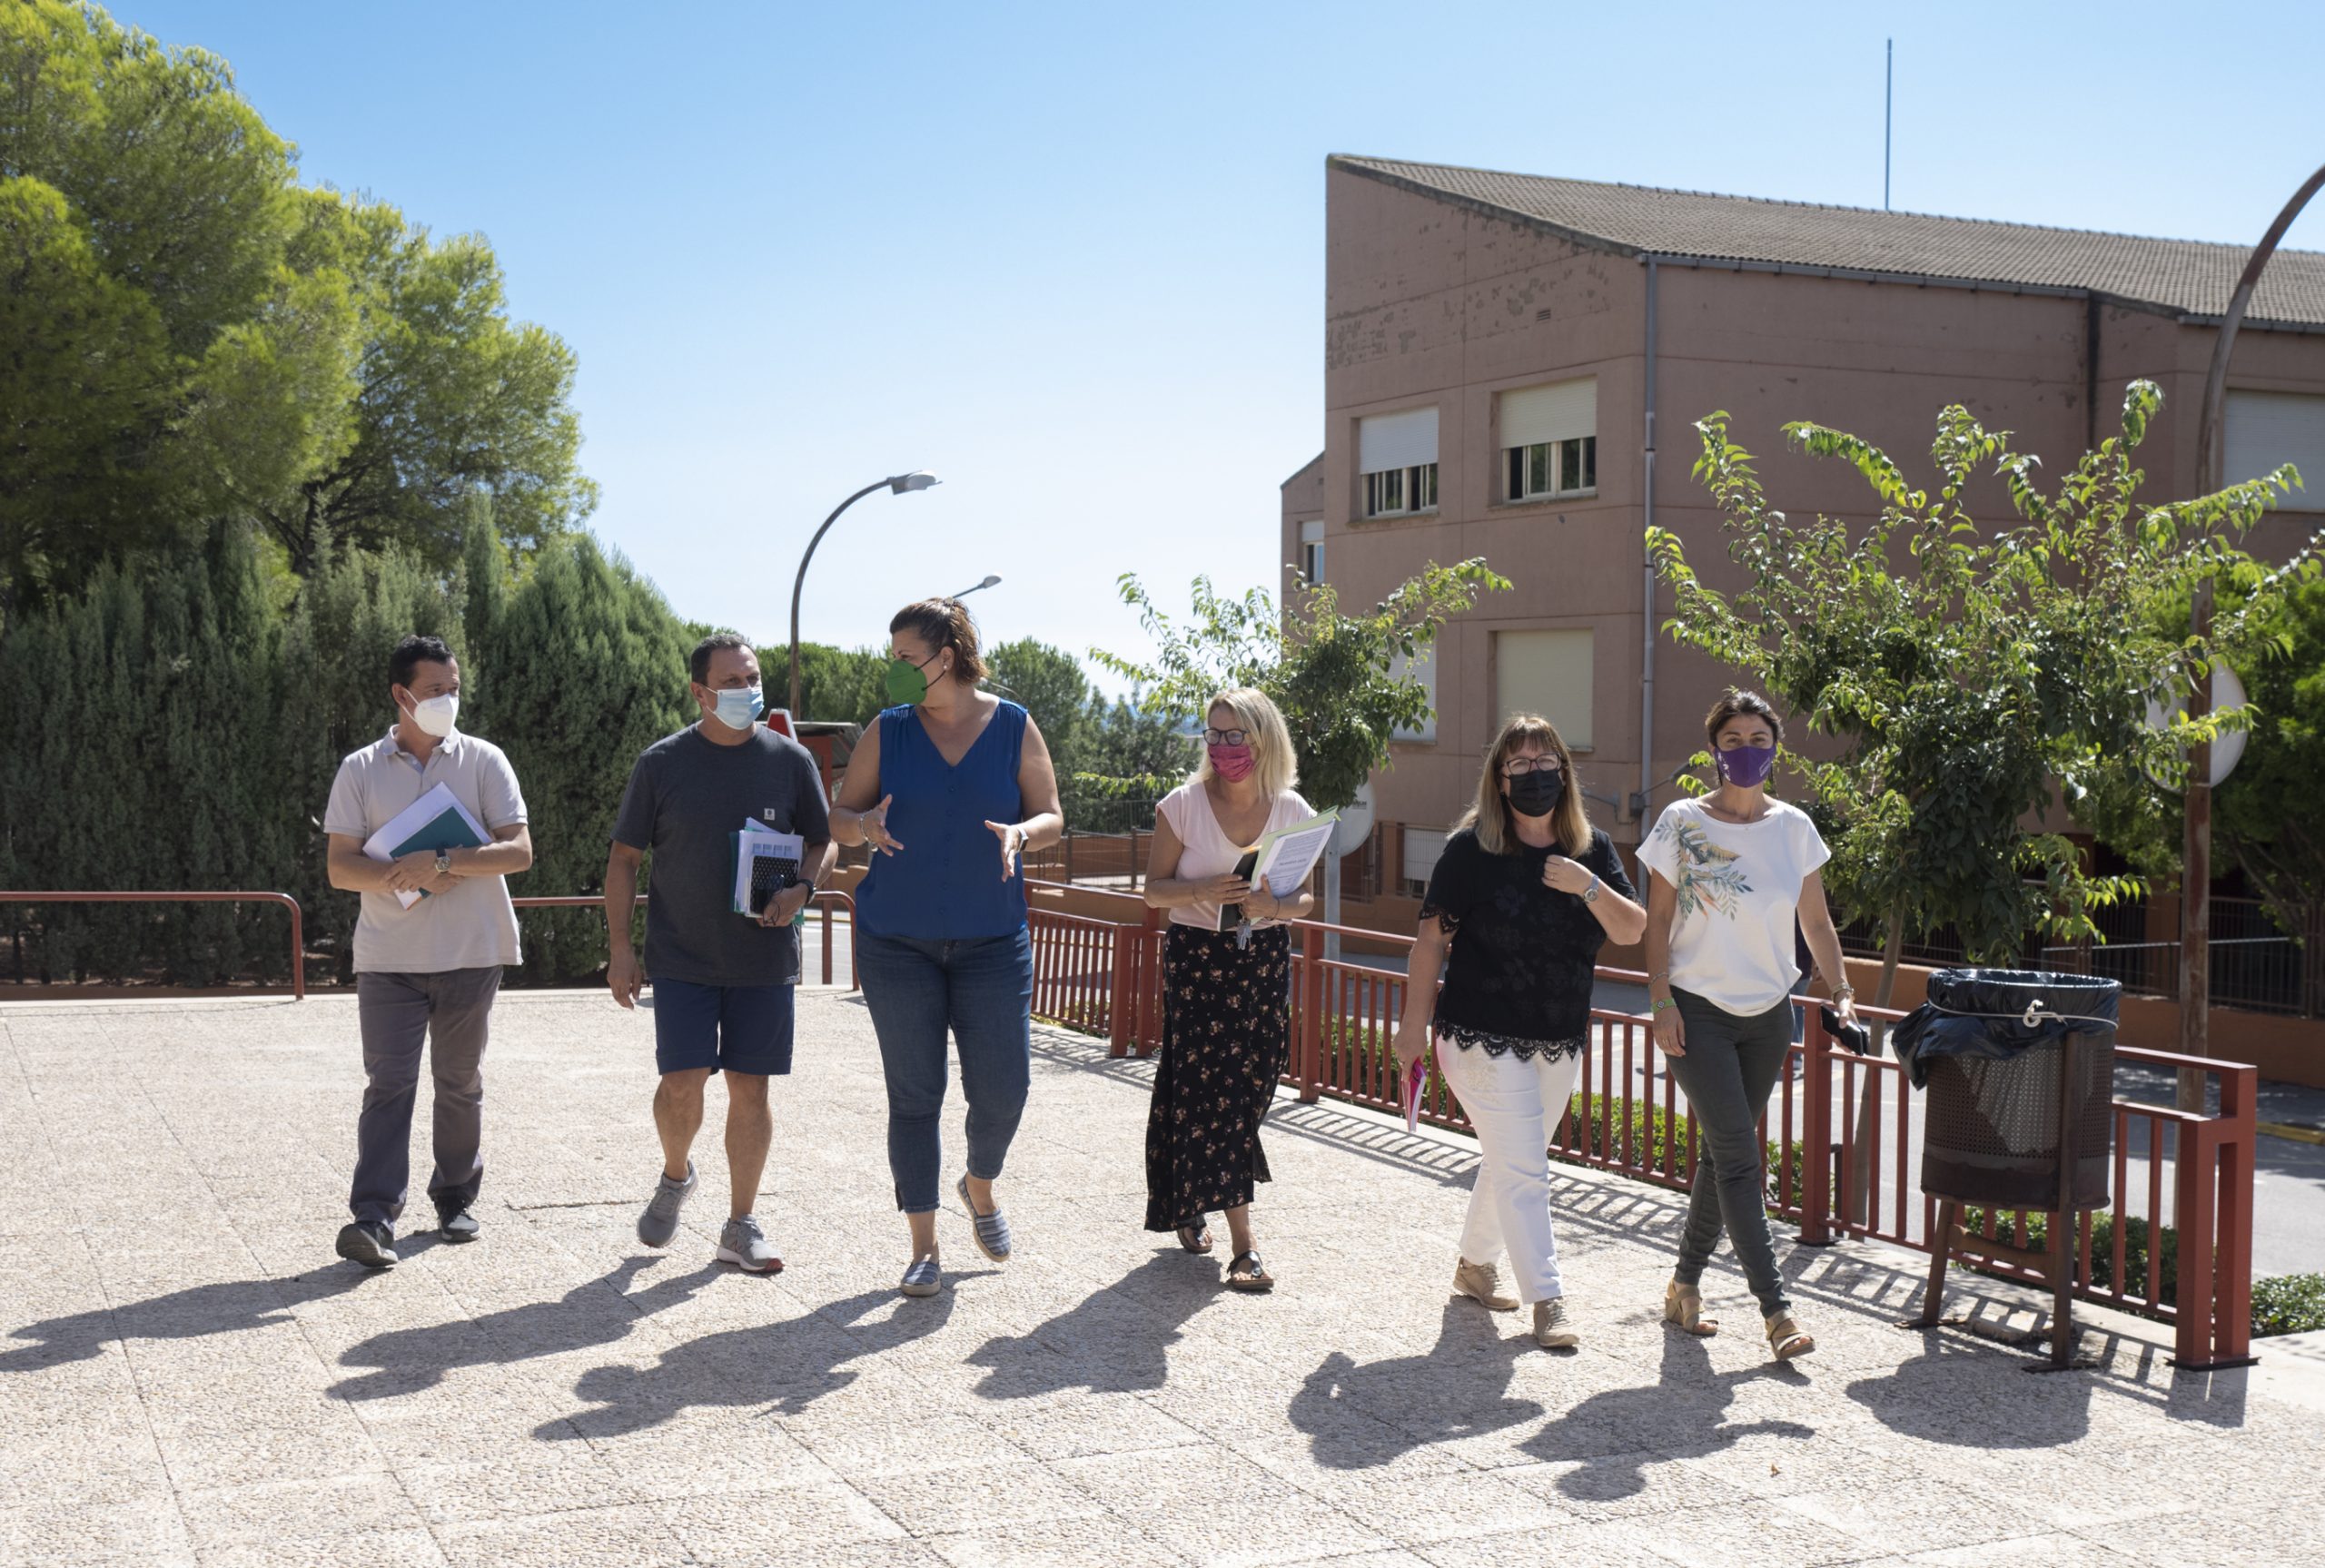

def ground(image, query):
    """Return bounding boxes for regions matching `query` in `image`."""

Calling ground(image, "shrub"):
[2252,1274,2325,1338]
[1954,1207,2178,1301]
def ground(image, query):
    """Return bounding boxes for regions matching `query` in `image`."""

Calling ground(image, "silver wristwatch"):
[1582,874,1600,904]
[435,849,453,874]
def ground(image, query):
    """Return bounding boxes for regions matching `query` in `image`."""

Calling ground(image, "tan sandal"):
[1664,1279,1719,1336]
[1765,1311,1815,1361]
[1454,1258,1519,1313]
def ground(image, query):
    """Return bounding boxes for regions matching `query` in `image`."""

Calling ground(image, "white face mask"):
[405,692,459,738]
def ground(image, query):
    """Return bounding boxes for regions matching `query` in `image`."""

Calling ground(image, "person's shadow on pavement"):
[1846,1329,2094,1450]
[328,1255,717,1400]
[1288,1300,1547,1469]
[1,1270,375,1373]
[965,1251,1215,1400]
[546,1282,967,1436]
[1519,1322,1811,1496]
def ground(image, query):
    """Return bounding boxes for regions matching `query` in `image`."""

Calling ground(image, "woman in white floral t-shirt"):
[1639,691,1857,1362]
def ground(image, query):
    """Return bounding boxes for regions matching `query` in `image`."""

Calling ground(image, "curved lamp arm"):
[787,473,940,717]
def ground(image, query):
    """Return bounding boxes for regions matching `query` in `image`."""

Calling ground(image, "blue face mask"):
[708,684,763,731]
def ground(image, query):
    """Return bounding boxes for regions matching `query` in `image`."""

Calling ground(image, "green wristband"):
[1651,997,1677,1014]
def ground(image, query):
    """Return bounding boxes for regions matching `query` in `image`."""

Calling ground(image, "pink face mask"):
[1208,743,1256,783]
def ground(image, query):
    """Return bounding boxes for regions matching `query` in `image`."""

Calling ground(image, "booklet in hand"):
[362,783,490,910]
[731,819,805,918]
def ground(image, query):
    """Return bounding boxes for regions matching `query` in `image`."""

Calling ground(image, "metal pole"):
[2178,579,2214,1114]
[788,479,893,719]
[2178,163,2324,1110]
[1884,39,1893,211]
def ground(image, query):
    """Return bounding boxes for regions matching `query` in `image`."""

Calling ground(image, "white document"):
[1248,809,1339,898]
[361,782,491,910]
[732,820,805,917]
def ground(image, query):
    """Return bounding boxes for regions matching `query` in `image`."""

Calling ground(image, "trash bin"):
[1891,968,2121,1210]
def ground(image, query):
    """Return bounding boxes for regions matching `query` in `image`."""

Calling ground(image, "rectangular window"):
[1298,519,1325,584]
[2225,390,2325,511]
[1402,826,1447,898]
[1493,627,1593,749]
[1359,407,1440,519]
[1389,641,1438,743]
[1505,438,1596,502]
[1499,377,1597,502]
[1362,463,1438,518]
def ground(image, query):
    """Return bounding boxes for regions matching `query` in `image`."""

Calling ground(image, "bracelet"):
[1651,998,1677,1014]
[1832,981,1856,1001]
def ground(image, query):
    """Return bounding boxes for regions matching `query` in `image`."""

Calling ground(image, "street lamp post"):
[788,472,940,718]
[950,575,1002,599]
[2176,162,2325,1113]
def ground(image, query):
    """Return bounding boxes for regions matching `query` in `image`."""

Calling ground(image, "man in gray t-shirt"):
[605,635,835,1274]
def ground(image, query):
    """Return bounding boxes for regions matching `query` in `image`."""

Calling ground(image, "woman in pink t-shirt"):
[1139,688,1313,1292]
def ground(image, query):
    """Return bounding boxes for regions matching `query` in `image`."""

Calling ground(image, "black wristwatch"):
[434,849,453,875]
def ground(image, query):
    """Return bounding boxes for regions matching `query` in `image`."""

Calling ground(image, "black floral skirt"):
[1143,922,1292,1231]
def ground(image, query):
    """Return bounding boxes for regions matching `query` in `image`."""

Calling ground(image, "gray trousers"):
[1666,987,1795,1317]
[351,967,501,1226]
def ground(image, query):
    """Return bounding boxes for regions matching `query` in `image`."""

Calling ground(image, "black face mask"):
[1506,770,1565,819]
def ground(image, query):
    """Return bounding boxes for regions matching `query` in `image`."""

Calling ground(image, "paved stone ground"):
[3,991,2321,1568]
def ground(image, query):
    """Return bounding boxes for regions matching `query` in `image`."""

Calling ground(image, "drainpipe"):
[1637,257,1659,829]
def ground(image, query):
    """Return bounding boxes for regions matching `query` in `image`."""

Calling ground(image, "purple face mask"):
[1716,742,1777,787]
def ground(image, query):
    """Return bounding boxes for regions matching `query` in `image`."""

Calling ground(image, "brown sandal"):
[1665,1279,1719,1336]
[1176,1221,1212,1255]
[1765,1311,1815,1361]
[1225,1251,1274,1293]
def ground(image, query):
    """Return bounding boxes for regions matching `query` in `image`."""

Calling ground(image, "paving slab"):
[2,990,2320,1567]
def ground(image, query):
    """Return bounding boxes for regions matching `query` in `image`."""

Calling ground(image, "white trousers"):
[1437,1038,1585,1306]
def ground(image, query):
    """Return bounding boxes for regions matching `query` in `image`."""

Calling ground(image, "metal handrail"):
[511,890,860,989]
[0,891,306,1001]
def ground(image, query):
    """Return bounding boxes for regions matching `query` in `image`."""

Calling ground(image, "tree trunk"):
[1843,911,1906,1225]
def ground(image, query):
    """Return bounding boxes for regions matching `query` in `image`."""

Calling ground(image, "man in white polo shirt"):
[323,634,534,1269]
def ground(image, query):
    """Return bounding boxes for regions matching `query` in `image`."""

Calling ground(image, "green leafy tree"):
[1089,562,1509,814]
[1652,381,2306,1218]
[792,642,888,726]
[0,2,593,606]
[469,537,697,983]
[1072,696,1192,833]
[1651,380,2304,1002]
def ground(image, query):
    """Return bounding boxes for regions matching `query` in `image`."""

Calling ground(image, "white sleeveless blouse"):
[1156,780,1312,931]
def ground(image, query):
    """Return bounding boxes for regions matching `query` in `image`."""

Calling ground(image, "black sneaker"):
[438,1208,480,1243]
[336,1221,398,1269]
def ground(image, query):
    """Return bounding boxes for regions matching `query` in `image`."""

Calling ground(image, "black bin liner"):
[1890,969,2120,1210]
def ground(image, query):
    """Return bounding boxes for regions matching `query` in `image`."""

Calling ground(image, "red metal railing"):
[510,892,860,989]
[0,891,306,1000]
[1024,879,2258,1370]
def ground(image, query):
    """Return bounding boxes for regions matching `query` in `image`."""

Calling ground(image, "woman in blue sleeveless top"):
[831,597,1063,1297]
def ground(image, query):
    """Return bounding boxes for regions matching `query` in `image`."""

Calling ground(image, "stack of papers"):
[1216,809,1340,932]
[362,783,490,909]
[731,819,804,917]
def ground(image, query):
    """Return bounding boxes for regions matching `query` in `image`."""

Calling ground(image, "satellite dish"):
[1332,780,1376,857]
[2143,661,2248,789]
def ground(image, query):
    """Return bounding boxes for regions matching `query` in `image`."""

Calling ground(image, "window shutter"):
[1499,379,1597,449]
[1403,827,1448,889]
[1493,628,1595,749]
[2225,391,2325,509]
[1359,408,1439,474]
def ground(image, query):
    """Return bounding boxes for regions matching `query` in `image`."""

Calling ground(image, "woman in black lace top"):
[1391,715,1645,1349]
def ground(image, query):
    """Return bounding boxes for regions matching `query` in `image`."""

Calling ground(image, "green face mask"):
[885,651,941,707]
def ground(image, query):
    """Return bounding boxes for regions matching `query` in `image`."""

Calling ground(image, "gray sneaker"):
[335,1221,396,1270]
[715,1214,782,1273]
[637,1161,697,1248]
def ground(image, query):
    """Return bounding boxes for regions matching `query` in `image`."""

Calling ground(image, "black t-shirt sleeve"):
[1588,830,1637,903]
[610,750,658,851]
[1419,832,1478,933]
[788,741,832,841]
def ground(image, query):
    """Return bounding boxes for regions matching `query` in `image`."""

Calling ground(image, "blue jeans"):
[856,926,1034,1214]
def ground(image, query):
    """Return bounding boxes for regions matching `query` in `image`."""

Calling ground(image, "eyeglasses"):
[1202,727,1249,747]
[1499,756,1561,778]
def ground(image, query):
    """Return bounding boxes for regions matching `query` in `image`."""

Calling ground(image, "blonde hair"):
[1192,688,1299,799]
[1455,714,1590,856]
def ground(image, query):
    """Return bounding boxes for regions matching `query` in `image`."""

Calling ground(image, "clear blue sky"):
[125,0,2325,695]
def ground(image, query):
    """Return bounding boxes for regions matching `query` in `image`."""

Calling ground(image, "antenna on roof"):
[1884,38,1894,211]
